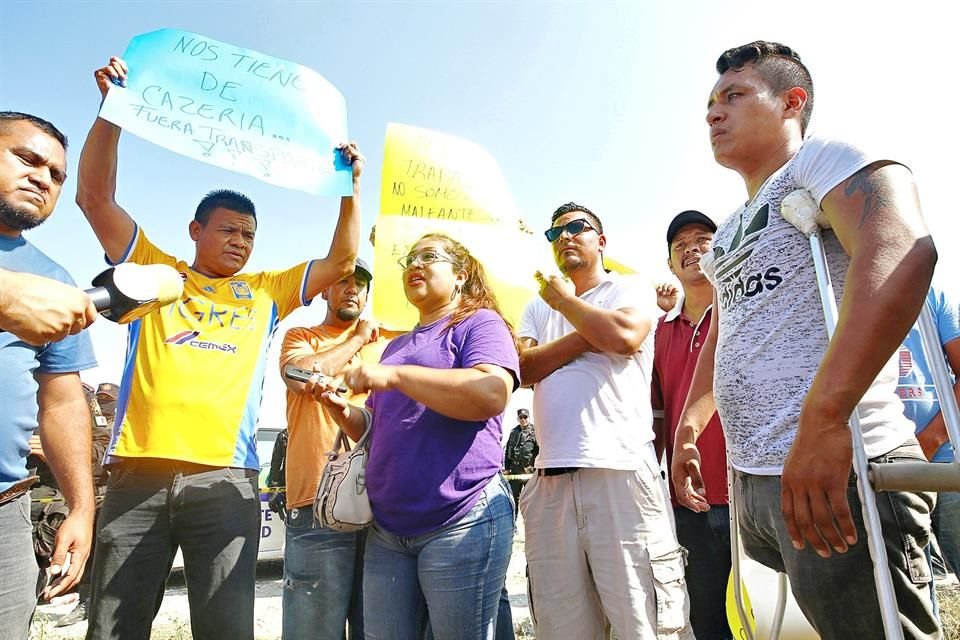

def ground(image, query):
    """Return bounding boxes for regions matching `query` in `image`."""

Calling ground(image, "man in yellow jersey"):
[279,257,388,639]
[75,57,365,640]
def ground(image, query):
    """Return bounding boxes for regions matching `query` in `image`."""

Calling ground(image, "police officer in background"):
[504,409,538,515]
[29,382,113,627]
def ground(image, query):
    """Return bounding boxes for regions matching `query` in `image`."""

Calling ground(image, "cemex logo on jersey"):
[164,330,238,354]
[712,203,783,311]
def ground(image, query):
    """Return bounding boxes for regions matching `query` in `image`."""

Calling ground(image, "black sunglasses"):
[544,218,595,242]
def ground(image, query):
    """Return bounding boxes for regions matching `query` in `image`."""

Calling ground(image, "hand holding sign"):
[98,29,352,196]
[95,57,127,96]
[337,141,365,181]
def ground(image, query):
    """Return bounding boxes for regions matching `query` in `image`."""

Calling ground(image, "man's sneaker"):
[56,601,88,627]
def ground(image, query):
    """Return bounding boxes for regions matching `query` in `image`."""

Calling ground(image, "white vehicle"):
[254,426,287,561]
[171,426,286,569]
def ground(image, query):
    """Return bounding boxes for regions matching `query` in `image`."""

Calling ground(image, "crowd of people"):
[0,37,956,640]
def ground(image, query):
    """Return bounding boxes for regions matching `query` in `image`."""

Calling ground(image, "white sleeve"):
[606,275,658,323]
[792,136,898,207]
[518,298,542,342]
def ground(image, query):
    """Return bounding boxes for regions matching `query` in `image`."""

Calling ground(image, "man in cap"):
[503,408,538,513]
[94,383,119,426]
[30,384,114,628]
[652,210,731,640]
[278,258,387,639]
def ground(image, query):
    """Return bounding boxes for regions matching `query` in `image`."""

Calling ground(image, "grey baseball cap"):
[353,258,373,284]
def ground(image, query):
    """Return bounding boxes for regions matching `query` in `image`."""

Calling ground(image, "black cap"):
[353,258,373,284]
[517,409,529,418]
[666,211,717,248]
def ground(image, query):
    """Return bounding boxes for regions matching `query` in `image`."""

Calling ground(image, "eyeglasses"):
[544,218,596,243]
[397,250,456,270]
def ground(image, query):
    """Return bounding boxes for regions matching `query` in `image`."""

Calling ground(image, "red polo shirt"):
[652,303,728,506]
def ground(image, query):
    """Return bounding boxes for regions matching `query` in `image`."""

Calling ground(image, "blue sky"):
[2,1,955,424]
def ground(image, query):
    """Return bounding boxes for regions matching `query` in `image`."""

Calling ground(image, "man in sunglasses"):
[517,202,693,639]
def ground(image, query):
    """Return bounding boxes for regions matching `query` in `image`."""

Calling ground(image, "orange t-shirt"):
[279,323,389,508]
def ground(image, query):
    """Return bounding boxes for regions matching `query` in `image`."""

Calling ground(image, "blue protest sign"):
[99,29,352,196]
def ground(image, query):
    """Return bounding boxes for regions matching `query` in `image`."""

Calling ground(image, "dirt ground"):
[29,518,960,639]
[29,520,533,640]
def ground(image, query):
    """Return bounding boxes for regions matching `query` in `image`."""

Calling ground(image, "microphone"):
[86,263,184,324]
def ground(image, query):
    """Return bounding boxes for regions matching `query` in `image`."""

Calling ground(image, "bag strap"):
[329,407,372,458]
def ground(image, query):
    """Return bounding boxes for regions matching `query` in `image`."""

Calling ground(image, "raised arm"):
[782,161,937,557]
[75,57,137,264]
[36,372,95,599]
[671,290,720,512]
[301,144,364,301]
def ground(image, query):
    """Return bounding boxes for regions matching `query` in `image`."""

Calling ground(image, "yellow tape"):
[31,495,105,504]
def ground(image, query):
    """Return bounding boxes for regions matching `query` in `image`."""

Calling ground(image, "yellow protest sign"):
[379,123,515,224]
[374,123,636,331]
[726,572,756,639]
[373,215,545,330]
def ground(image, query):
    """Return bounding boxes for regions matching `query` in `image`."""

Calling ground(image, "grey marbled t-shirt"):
[702,137,915,474]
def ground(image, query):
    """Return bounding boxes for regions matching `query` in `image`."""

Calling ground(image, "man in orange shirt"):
[279,258,387,640]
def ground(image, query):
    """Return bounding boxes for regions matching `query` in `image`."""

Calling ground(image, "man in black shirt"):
[504,409,538,515]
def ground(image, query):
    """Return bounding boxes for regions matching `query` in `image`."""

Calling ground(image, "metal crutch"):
[781,189,902,640]
[743,192,960,639]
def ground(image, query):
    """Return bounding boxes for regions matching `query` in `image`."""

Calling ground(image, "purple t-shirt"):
[366,309,519,536]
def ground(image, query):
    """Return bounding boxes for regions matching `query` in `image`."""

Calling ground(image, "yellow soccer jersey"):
[107,227,311,468]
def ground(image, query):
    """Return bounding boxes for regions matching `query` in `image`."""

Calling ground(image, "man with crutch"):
[672,40,941,638]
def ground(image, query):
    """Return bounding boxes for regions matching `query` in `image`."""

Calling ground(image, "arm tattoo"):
[843,167,893,229]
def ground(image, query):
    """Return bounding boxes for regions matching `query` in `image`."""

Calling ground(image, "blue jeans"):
[932,490,960,575]
[86,461,261,640]
[673,505,733,640]
[494,583,515,640]
[0,494,39,638]
[924,545,940,621]
[282,506,365,639]
[733,441,939,639]
[363,474,513,640]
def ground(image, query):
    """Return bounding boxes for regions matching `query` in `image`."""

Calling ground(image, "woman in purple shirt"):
[317,233,520,640]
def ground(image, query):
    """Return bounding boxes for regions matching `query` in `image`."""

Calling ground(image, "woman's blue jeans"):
[362,474,514,640]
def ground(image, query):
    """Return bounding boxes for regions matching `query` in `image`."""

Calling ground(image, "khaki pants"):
[519,458,694,640]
